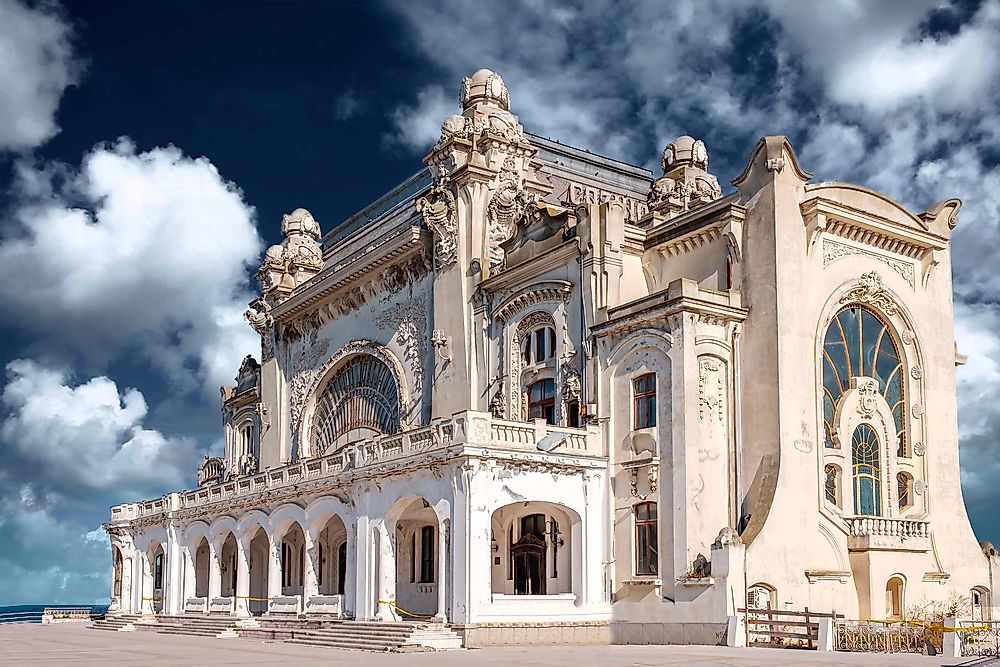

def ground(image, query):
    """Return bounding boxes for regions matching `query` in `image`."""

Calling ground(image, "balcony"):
[846,516,930,553]
[108,411,602,526]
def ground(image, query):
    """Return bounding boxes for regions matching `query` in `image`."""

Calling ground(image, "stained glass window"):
[310,355,400,454]
[822,307,905,454]
[897,472,912,510]
[824,464,839,507]
[852,424,882,516]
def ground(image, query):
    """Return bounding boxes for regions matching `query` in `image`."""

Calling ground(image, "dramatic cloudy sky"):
[0,0,997,605]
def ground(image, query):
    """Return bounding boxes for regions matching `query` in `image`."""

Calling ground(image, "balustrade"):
[846,516,930,552]
[109,411,601,525]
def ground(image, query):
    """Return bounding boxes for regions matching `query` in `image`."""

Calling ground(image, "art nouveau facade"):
[105,69,1000,645]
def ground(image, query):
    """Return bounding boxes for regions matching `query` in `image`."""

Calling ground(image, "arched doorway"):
[490,502,577,597]
[279,522,305,597]
[219,533,239,598]
[885,576,905,619]
[392,497,441,617]
[317,514,348,596]
[112,547,123,599]
[245,526,270,616]
[143,542,166,615]
[192,537,210,599]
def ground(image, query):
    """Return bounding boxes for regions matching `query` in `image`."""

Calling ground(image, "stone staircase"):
[154,615,240,638]
[90,614,463,650]
[243,617,463,651]
[90,614,139,631]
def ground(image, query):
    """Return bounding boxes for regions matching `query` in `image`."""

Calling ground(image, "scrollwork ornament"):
[839,271,898,316]
[910,366,923,380]
[911,403,924,419]
[901,330,916,345]
[913,441,926,456]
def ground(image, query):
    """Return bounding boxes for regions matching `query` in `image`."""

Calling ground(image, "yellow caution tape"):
[377,599,432,620]
[864,619,990,632]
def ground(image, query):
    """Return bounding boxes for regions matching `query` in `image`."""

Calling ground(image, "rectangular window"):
[567,400,580,428]
[633,373,657,429]
[635,502,658,576]
[410,532,416,583]
[420,525,435,583]
[527,379,556,424]
[521,513,546,539]
[154,554,163,589]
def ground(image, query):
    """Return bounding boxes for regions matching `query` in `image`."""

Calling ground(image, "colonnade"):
[118,494,451,622]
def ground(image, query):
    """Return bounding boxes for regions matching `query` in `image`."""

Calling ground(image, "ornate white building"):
[105,69,999,646]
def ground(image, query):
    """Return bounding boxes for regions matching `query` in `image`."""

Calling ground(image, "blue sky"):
[0,0,997,605]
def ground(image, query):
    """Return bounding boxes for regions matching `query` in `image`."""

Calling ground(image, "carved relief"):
[698,357,724,422]
[856,377,879,419]
[910,366,923,380]
[244,297,275,361]
[374,296,427,396]
[822,239,915,288]
[256,209,323,303]
[282,253,432,341]
[839,271,898,316]
[913,441,926,456]
[648,136,722,216]
[415,177,458,268]
[487,160,537,271]
[489,389,506,419]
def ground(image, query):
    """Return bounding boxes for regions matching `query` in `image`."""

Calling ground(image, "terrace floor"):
[0,622,989,667]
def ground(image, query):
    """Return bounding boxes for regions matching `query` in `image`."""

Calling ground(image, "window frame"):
[634,501,658,576]
[420,525,435,584]
[633,373,657,430]
[527,378,556,424]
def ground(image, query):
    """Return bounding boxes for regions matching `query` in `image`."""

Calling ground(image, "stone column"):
[208,542,223,601]
[234,540,251,617]
[432,519,448,622]
[182,546,197,611]
[374,521,398,621]
[303,530,320,612]
[267,534,283,610]
[140,551,156,618]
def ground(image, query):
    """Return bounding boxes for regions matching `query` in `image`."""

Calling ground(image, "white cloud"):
[770,0,1000,113]
[0,138,263,396]
[1,358,204,499]
[0,0,80,152]
[0,486,110,605]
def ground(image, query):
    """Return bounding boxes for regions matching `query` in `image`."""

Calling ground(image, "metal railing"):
[960,619,1000,657]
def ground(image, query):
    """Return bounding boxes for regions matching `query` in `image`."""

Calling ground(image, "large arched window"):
[852,424,882,516]
[822,306,905,454]
[310,355,400,454]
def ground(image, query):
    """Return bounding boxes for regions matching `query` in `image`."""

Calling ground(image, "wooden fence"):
[738,607,844,649]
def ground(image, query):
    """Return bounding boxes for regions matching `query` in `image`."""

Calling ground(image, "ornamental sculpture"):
[256,208,323,303]
[649,135,722,217]
[839,271,898,316]
[416,175,458,267]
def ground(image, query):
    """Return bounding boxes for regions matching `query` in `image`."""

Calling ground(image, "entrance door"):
[511,533,546,595]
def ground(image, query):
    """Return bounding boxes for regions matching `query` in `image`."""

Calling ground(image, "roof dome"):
[662,135,709,173]
[461,68,510,111]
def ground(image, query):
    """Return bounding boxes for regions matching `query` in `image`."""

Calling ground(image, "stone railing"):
[846,516,930,552]
[108,411,602,525]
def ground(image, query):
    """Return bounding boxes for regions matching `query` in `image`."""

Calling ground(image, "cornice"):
[480,240,578,294]
[272,226,429,323]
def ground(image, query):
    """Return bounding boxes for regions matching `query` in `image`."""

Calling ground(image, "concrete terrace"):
[0,623,989,667]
